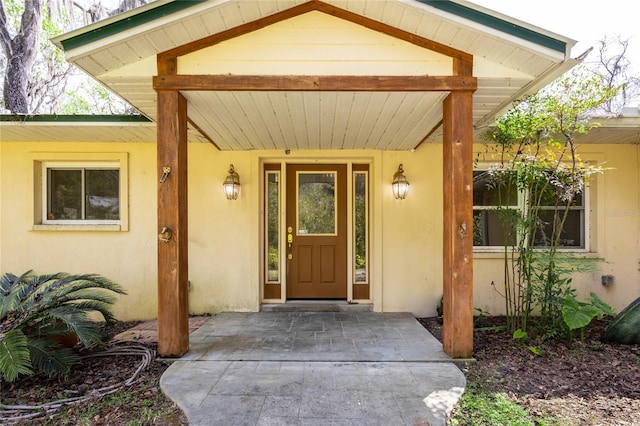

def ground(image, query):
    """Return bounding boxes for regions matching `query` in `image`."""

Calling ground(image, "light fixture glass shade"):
[392,164,409,200]
[223,164,240,200]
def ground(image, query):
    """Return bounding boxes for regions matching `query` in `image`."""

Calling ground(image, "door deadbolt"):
[287,226,293,259]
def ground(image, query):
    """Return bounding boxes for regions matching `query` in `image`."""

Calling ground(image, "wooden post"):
[442,90,474,358]
[157,90,189,357]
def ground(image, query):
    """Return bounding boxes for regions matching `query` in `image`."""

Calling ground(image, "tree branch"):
[0,0,13,57]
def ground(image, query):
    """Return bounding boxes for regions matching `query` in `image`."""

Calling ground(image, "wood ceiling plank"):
[355,93,389,149]
[381,93,439,150]
[370,93,408,150]
[319,92,339,149]
[285,91,311,150]
[341,92,374,150]
[302,92,321,150]
[237,92,279,150]
[331,92,353,149]
[250,92,288,149]
[186,92,242,150]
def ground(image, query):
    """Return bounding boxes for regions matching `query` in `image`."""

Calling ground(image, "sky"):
[471,0,640,69]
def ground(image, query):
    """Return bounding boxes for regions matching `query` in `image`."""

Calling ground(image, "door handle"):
[287,226,293,259]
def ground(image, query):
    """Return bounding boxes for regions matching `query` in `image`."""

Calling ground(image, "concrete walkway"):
[160,311,466,426]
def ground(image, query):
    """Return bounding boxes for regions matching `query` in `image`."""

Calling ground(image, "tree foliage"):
[482,66,618,338]
[0,0,146,114]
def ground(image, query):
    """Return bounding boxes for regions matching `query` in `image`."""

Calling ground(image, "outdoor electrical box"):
[601,275,614,287]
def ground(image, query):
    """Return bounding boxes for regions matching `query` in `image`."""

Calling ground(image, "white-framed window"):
[473,168,589,251]
[42,162,120,225]
[32,153,128,231]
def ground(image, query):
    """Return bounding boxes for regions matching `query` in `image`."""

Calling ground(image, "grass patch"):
[34,388,180,426]
[450,383,560,426]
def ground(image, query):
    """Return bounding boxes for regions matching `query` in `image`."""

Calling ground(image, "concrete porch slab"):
[160,312,466,426]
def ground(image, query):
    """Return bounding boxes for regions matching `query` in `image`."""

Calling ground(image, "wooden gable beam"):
[153,75,477,92]
[158,2,318,64]
[157,0,472,76]
[313,1,473,72]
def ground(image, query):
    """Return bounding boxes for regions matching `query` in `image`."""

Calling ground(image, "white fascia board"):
[53,0,228,60]
[403,0,575,61]
[475,57,582,129]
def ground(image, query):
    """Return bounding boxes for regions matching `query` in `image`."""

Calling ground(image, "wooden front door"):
[286,164,347,299]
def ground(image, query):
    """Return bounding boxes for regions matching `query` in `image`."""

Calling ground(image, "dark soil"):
[419,316,640,425]
[2,317,639,425]
[0,321,187,425]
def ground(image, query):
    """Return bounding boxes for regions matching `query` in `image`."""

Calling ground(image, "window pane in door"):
[297,172,336,235]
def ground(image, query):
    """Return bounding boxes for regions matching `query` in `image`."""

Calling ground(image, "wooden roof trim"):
[313,1,473,69]
[187,118,220,150]
[414,120,443,150]
[152,75,478,92]
[157,2,317,67]
[157,0,472,75]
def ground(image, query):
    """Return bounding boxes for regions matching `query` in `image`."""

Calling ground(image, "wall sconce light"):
[392,164,409,200]
[223,164,240,200]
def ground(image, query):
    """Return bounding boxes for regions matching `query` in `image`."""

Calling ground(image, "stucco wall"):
[0,142,156,320]
[1,141,638,320]
[379,148,443,316]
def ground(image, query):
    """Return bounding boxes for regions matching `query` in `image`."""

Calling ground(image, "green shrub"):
[0,271,126,382]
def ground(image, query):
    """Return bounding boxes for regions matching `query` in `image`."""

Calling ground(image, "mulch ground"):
[0,321,188,425]
[419,316,640,425]
[2,316,639,425]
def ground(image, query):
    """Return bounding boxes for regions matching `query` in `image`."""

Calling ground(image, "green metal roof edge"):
[57,0,567,54]
[0,114,152,123]
[59,0,206,51]
[418,0,566,53]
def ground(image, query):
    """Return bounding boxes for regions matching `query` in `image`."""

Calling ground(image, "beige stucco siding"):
[1,141,638,320]
[0,142,156,320]
[589,145,640,310]
[177,11,453,77]
[380,147,443,316]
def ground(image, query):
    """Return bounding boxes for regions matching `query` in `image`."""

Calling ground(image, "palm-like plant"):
[0,271,126,382]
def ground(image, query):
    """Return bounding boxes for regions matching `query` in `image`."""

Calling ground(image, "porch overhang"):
[53,0,577,151]
[52,0,581,359]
